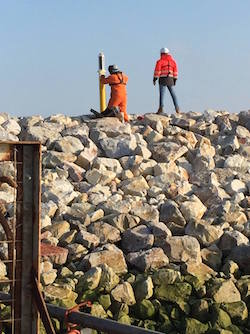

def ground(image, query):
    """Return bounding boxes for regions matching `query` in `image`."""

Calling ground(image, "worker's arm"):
[100,75,116,85]
[153,60,161,78]
[173,59,178,80]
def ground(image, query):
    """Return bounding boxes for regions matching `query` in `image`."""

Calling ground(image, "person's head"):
[160,47,170,55]
[108,64,119,74]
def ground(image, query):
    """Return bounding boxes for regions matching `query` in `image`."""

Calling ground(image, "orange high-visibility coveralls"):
[100,72,129,122]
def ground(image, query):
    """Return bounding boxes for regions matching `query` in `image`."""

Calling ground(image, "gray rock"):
[76,230,100,249]
[42,178,78,206]
[224,154,249,170]
[180,195,207,221]
[62,162,85,182]
[75,139,98,170]
[105,213,140,232]
[87,222,121,244]
[227,245,250,273]
[130,202,159,223]
[100,135,137,159]
[150,142,188,163]
[85,168,116,186]
[53,136,84,154]
[121,225,154,253]
[134,276,154,301]
[185,220,223,247]
[120,176,149,196]
[219,231,249,255]
[162,235,202,264]
[98,264,120,292]
[225,179,247,195]
[1,119,21,135]
[111,282,136,305]
[81,244,127,274]
[24,125,61,144]
[92,157,123,175]
[208,279,241,303]
[42,151,77,168]
[160,200,186,227]
[61,124,89,137]
[77,267,102,291]
[126,248,169,272]
[201,244,222,271]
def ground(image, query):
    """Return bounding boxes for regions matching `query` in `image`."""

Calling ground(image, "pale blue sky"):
[0,0,250,117]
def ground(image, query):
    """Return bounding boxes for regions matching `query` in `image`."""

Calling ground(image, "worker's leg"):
[119,99,129,122]
[167,85,180,113]
[157,84,166,114]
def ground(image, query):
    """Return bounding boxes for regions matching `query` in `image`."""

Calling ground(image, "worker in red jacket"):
[100,65,129,122]
[153,48,180,114]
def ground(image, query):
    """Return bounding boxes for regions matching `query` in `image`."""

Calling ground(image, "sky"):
[0,0,250,117]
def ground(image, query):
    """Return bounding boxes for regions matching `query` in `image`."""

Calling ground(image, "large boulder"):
[100,135,137,159]
[161,236,202,264]
[126,248,169,272]
[80,244,127,274]
[121,225,154,253]
[185,220,223,247]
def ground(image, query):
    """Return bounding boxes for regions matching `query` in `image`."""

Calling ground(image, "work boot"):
[157,107,163,114]
[116,111,125,123]
[176,108,181,114]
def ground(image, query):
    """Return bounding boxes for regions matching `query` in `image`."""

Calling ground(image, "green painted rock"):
[211,305,232,329]
[155,282,192,307]
[43,285,77,308]
[143,320,157,330]
[158,307,173,331]
[91,303,108,318]
[118,313,131,325]
[99,294,111,310]
[226,325,243,333]
[152,268,181,286]
[137,299,155,320]
[134,276,154,301]
[191,299,210,323]
[221,301,248,325]
[98,264,120,292]
[76,266,102,292]
[185,274,206,297]
[185,318,209,333]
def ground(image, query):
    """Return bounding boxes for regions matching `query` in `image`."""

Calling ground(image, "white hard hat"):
[160,47,169,54]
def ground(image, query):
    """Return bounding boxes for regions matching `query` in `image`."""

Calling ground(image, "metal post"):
[47,304,162,334]
[98,52,106,112]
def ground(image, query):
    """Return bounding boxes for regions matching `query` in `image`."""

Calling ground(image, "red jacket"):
[154,54,178,79]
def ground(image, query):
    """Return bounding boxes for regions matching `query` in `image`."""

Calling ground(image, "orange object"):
[65,301,92,334]
[100,72,129,122]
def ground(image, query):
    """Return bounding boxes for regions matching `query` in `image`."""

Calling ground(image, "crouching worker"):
[100,65,129,122]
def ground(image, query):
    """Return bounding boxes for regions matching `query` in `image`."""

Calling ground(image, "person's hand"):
[98,69,106,76]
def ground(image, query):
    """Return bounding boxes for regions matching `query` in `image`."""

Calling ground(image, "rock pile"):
[0,109,250,333]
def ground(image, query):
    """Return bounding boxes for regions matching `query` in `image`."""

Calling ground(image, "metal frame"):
[0,142,41,334]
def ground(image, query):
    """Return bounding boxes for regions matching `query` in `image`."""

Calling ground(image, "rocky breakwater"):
[0,110,250,333]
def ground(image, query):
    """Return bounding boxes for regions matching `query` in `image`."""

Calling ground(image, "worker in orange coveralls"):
[100,65,129,122]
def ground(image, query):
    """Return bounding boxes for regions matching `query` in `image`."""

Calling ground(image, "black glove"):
[173,78,177,85]
[153,77,157,85]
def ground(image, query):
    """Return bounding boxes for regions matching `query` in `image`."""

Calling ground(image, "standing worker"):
[153,48,180,114]
[100,65,129,122]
